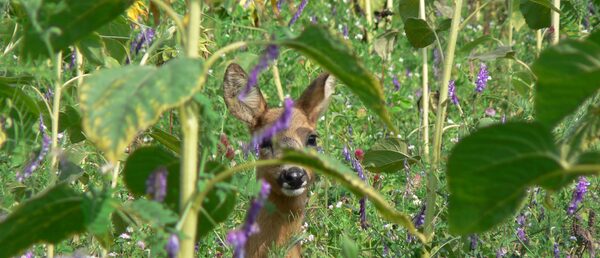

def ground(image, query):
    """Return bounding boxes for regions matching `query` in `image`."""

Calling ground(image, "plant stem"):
[178,103,200,257]
[178,0,201,257]
[419,0,430,163]
[507,0,513,115]
[427,0,463,240]
[551,0,560,44]
[272,61,285,101]
[536,29,543,56]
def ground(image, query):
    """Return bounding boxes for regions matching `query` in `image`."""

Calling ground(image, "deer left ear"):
[296,73,336,125]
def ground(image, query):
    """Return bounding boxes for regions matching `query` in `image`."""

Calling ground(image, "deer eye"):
[259,139,273,149]
[306,134,318,147]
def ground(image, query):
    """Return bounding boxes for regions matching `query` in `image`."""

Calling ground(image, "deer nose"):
[279,167,307,189]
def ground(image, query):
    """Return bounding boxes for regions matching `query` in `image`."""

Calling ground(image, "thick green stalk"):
[507,0,513,114]
[178,0,202,257]
[551,0,560,44]
[178,103,200,257]
[419,0,430,163]
[427,0,463,239]
[536,30,543,56]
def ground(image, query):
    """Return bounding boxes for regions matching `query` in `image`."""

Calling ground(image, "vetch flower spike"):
[17,115,51,182]
[567,177,590,215]
[227,180,271,258]
[288,0,308,27]
[239,44,280,101]
[146,166,168,202]
[131,27,155,56]
[165,234,179,258]
[247,98,293,156]
[448,80,459,105]
[393,75,401,91]
[475,63,490,93]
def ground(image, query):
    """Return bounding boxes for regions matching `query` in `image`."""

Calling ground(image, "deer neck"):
[246,191,308,258]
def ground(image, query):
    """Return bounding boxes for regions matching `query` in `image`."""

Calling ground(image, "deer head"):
[223,63,335,198]
[223,63,335,257]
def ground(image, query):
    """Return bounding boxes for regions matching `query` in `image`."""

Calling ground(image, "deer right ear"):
[223,63,268,127]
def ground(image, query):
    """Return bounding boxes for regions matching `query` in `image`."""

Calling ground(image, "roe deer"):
[223,63,335,258]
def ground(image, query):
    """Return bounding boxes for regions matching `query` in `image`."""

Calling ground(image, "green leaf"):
[77,32,106,66]
[403,18,436,48]
[0,183,85,257]
[130,199,178,227]
[123,146,236,238]
[397,0,420,21]
[363,138,419,173]
[149,127,182,155]
[58,105,85,143]
[447,122,567,234]
[519,0,552,29]
[512,71,534,99]
[279,150,421,237]
[21,0,133,58]
[373,30,398,60]
[458,35,494,55]
[123,146,179,207]
[340,235,359,258]
[532,31,600,128]
[280,26,397,134]
[468,46,515,61]
[80,58,204,162]
[82,189,117,236]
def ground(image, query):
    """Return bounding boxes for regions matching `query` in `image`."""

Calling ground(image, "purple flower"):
[44,88,53,102]
[310,15,317,24]
[277,0,285,11]
[347,125,353,136]
[69,50,77,70]
[350,156,368,229]
[412,205,426,228]
[516,213,528,243]
[146,166,168,202]
[165,234,179,258]
[131,27,155,56]
[342,145,351,162]
[553,243,560,258]
[485,107,496,117]
[448,80,459,105]
[567,177,590,215]
[288,0,308,27]
[475,63,489,93]
[227,180,271,258]
[469,234,478,250]
[496,247,507,258]
[393,75,401,91]
[248,97,293,155]
[17,115,51,182]
[20,251,33,258]
[342,24,349,39]
[239,44,279,100]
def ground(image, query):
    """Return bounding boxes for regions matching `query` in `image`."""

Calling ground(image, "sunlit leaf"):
[280,26,397,134]
[0,184,85,257]
[533,32,600,128]
[80,58,204,162]
[404,18,435,48]
[446,122,580,234]
[21,0,133,59]
[363,138,419,173]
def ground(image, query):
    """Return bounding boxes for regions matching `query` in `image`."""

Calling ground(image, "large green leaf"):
[0,183,86,257]
[533,32,600,128]
[122,146,236,238]
[21,0,133,58]
[447,122,570,234]
[519,0,552,29]
[280,26,397,134]
[279,150,421,237]
[397,0,420,22]
[363,138,419,173]
[80,58,204,162]
[403,18,435,48]
[468,46,515,61]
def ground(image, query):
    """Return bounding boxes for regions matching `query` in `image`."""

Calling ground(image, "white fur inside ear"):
[324,75,336,99]
[240,86,262,110]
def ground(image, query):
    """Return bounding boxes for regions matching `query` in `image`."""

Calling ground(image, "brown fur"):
[223,63,335,258]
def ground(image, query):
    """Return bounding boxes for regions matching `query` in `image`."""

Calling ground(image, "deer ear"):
[296,73,336,125]
[223,63,268,127]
